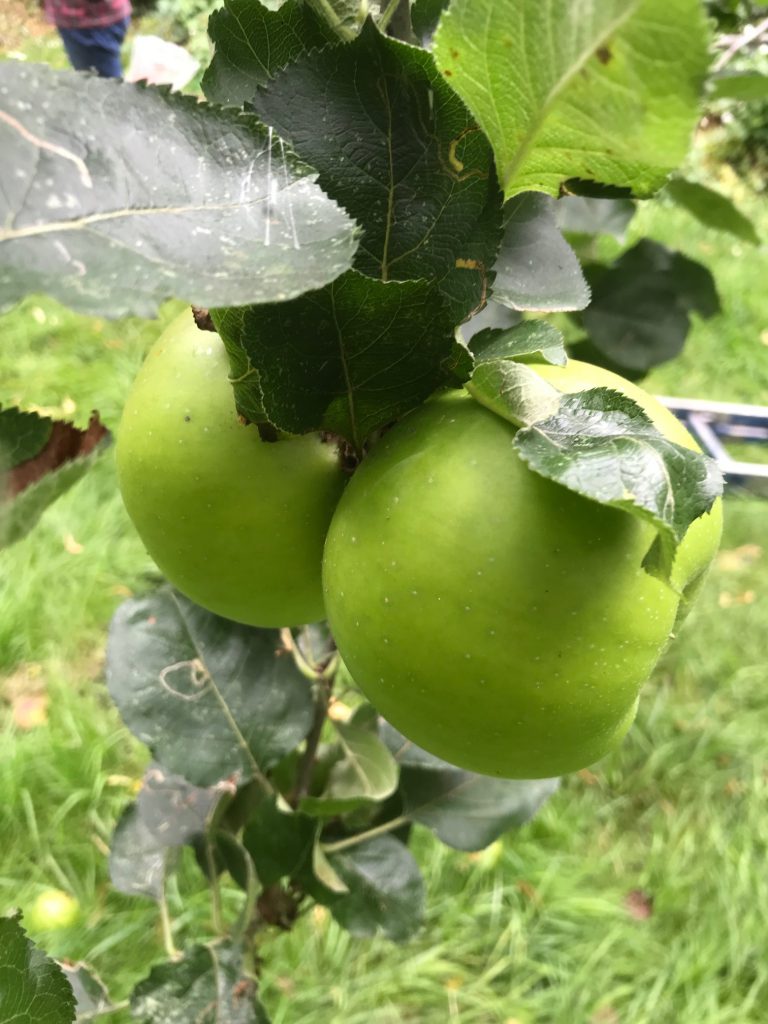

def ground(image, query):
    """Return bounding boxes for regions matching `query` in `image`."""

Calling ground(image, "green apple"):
[27,889,80,931]
[322,359,722,778]
[117,312,347,627]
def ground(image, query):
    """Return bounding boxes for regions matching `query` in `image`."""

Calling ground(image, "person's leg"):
[58,17,130,79]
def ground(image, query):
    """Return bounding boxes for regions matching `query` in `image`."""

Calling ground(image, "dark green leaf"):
[461,300,521,343]
[515,388,724,579]
[582,240,720,373]
[399,764,558,851]
[466,359,562,428]
[242,797,317,886]
[326,835,424,941]
[214,273,455,449]
[59,962,111,1018]
[0,64,357,319]
[0,914,76,1024]
[295,622,336,672]
[470,321,567,366]
[137,764,231,847]
[0,408,109,549]
[109,804,169,901]
[665,178,759,244]
[492,193,590,312]
[203,0,336,107]
[106,589,315,787]
[411,0,449,40]
[320,717,400,804]
[434,0,710,199]
[131,944,269,1024]
[251,19,497,315]
[710,71,768,101]
[556,195,636,240]
[379,719,454,770]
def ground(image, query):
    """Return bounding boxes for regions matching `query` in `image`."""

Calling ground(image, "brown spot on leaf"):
[450,49,460,59]
[444,69,453,77]
[624,888,653,920]
[596,46,612,65]
[6,412,108,499]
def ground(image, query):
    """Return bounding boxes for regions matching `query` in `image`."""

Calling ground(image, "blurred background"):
[0,3,767,1022]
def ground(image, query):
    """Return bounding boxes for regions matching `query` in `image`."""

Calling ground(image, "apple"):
[26,889,80,931]
[117,312,347,627]
[322,359,722,778]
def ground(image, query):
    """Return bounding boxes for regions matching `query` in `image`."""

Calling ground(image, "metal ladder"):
[659,396,768,495]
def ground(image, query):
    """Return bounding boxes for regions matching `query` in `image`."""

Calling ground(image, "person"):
[43,0,133,79]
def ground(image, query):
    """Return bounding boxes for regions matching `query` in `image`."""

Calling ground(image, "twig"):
[713,16,768,72]
[75,1000,130,1022]
[322,814,410,854]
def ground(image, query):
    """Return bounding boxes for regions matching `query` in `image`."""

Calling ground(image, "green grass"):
[1,154,767,1022]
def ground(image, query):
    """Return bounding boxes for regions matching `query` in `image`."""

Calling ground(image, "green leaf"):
[106,589,315,787]
[710,71,768,101]
[466,359,562,428]
[214,272,456,450]
[0,408,109,549]
[242,797,317,886]
[398,764,558,852]
[0,64,357,319]
[514,387,724,579]
[492,194,590,312]
[109,804,169,901]
[250,19,499,318]
[434,0,710,199]
[665,178,759,245]
[326,835,424,941]
[0,914,76,1024]
[325,717,400,802]
[470,321,567,367]
[137,764,230,847]
[203,0,336,107]
[582,240,720,374]
[556,195,636,240]
[411,0,449,40]
[131,944,270,1024]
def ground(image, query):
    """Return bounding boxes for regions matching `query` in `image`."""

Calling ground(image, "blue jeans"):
[58,17,130,78]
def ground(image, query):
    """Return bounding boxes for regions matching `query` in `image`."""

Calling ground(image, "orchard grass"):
[1,190,767,1020]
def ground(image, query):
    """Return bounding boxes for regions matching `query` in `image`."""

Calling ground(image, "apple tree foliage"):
[0,0,753,1018]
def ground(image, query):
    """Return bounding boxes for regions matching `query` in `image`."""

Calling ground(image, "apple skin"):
[117,312,347,627]
[27,889,80,931]
[322,360,722,778]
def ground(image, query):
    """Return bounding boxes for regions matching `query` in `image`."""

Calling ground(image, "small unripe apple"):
[322,360,722,778]
[117,313,346,627]
[27,889,80,931]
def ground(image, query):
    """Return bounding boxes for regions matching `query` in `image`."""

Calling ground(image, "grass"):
[1,28,767,1017]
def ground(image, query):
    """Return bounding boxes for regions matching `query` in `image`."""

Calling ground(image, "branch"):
[322,814,411,853]
[713,15,768,72]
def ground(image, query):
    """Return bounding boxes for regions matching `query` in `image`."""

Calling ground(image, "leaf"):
[710,71,768,101]
[131,944,269,1024]
[665,178,759,245]
[466,359,562,428]
[492,193,590,312]
[250,19,499,319]
[203,0,336,108]
[434,0,710,199]
[213,272,455,450]
[461,300,521,343]
[0,408,109,548]
[324,717,400,803]
[514,387,724,579]
[556,195,636,240]
[470,321,567,367]
[137,764,232,847]
[399,764,559,852]
[242,797,317,886]
[581,240,720,373]
[0,914,76,1024]
[326,836,424,941]
[59,962,111,1018]
[411,0,449,40]
[0,64,357,319]
[106,589,315,787]
[109,804,169,901]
